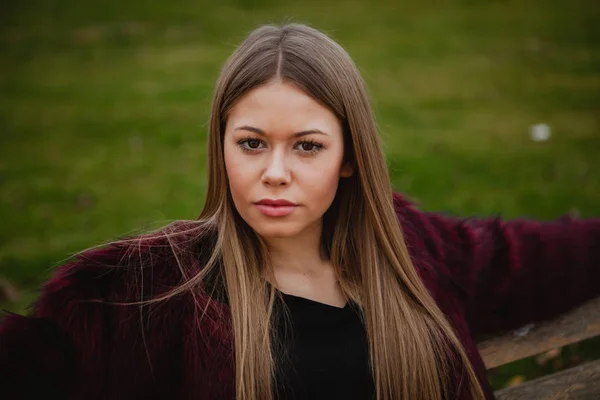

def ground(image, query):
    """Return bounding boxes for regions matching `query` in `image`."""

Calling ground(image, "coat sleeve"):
[0,244,129,400]
[393,192,600,338]
[0,312,78,399]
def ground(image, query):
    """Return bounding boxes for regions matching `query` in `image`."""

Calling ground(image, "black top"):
[202,267,375,398]
[273,292,375,400]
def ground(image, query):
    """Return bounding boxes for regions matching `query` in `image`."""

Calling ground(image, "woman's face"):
[223,80,353,239]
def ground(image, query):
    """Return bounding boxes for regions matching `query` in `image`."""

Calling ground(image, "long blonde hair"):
[119,23,485,400]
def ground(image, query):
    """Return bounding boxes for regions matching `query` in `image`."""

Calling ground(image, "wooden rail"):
[495,359,600,400]
[476,297,600,399]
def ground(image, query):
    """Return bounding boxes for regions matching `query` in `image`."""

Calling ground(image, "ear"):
[339,161,354,178]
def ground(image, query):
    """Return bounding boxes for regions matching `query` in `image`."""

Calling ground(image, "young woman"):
[1,23,599,400]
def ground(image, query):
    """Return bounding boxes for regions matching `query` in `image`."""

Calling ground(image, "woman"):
[1,23,599,400]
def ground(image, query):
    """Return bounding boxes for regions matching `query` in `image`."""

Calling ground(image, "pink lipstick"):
[254,199,297,217]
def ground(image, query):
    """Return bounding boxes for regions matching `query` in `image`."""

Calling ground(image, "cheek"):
[224,143,252,203]
[300,158,343,210]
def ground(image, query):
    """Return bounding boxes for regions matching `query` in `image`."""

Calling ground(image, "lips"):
[255,199,296,207]
[254,199,297,217]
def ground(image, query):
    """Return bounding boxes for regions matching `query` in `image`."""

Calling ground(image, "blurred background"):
[1,0,599,390]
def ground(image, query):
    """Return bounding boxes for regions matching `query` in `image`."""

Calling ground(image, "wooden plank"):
[494,358,600,400]
[477,297,600,369]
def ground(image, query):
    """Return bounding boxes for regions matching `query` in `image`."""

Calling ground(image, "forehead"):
[226,81,341,135]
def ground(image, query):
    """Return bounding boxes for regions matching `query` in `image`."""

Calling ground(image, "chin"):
[251,222,303,239]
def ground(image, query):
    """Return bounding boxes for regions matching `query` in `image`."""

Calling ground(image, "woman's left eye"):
[295,140,323,154]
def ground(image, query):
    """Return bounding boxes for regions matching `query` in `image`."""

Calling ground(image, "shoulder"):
[392,191,471,258]
[1,221,224,397]
[391,192,463,301]
[391,191,429,232]
[391,191,436,251]
[33,220,218,321]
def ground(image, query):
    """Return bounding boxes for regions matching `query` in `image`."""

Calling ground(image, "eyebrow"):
[234,125,328,138]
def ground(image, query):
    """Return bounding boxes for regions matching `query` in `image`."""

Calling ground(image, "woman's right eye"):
[246,139,261,149]
[238,137,265,152]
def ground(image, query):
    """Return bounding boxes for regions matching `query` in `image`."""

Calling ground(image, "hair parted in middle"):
[195,23,486,400]
[115,23,486,400]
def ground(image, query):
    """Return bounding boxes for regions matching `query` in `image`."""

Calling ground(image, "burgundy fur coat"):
[1,192,599,400]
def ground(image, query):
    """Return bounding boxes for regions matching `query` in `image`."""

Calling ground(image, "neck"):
[262,219,345,306]
[264,220,327,276]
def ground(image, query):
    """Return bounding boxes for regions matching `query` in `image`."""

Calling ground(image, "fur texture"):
[1,192,599,399]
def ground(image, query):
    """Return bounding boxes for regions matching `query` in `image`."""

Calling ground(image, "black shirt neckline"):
[278,290,349,310]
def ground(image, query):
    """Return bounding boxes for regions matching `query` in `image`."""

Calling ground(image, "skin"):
[223,79,353,307]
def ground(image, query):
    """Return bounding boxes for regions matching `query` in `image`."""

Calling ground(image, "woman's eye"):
[295,141,322,154]
[300,143,316,151]
[246,139,261,149]
[238,138,265,152]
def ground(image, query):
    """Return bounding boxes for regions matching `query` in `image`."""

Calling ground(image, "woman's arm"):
[0,313,78,399]
[393,192,600,338]
[0,244,128,399]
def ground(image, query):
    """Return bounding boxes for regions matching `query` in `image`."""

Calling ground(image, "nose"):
[262,149,291,186]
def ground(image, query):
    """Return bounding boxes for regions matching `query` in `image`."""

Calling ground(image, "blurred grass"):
[1,0,599,390]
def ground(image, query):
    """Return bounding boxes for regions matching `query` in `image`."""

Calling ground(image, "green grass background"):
[1,0,599,390]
